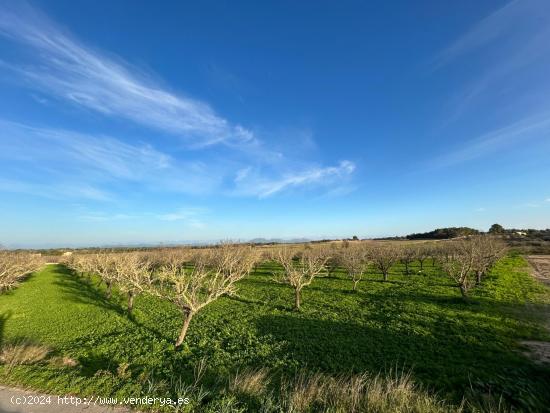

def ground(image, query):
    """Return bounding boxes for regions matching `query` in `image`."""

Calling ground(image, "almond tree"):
[273,247,328,310]
[429,245,440,267]
[324,245,341,277]
[90,252,118,299]
[399,246,416,275]
[440,240,476,299]
[370,245,399,282]
[67,253,96,280]
[339,244,369,291]
[414,245,430,272]
[471,236,507,285]
[432,243,451,267]
[137,244,257,347]
[0,252,42,292]
[112,252,153,313]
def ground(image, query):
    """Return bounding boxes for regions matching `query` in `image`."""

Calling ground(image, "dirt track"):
[526,255,550,287]
[521,256,550,365]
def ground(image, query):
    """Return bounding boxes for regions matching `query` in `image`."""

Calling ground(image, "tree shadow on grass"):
[240,277,277,288]
[77,352,118,377]
[362,277,406,285]
[255,314,550,410]
[362,289,467,307]
[0,311,12,346]
[361,286,550,330]
[0,274,39,300]
[251,267,277,277]
[65,326,174,378]
[52,265,125,315]
[51,266,175,349]
[226,293,290,312]
[17,271,38,286]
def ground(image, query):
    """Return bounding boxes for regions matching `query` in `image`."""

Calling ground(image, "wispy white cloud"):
[0,3,357,200]
[514,197,550,209]
[0,120,170,180]
[0,119,221,196]
[78,213,135,222]
[234,167,252,183]
[432,112,550,168]
[234,160,356,198]
[78,209,206,228]
[433,0,550,120]
[0,178,113,202]
[0,119,356,199]
[518,202,540,208]
[156,208,206,228]
[433,0,544,67]
[0,2,254,148]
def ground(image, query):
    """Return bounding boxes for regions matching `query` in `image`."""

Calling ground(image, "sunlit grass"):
[0,256,548,411]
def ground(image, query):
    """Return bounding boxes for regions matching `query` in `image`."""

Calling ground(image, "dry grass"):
[117,362,131,379]
[0,340,51,372]
[283,370,455,413]
[229,368,459,413]
[229,367,270,397]
[49,355,79,368]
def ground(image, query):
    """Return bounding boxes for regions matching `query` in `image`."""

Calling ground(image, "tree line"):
[58,236,506,348]
[0,252,43,292]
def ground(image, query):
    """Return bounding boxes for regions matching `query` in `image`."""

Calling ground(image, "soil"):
[520,256,550,366]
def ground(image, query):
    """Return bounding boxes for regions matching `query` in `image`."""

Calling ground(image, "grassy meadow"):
[0,253,549,412]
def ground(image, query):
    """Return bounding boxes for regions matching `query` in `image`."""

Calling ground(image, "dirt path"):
[520,256,550,365]
[526,255,550,288]
[0,386,133,413]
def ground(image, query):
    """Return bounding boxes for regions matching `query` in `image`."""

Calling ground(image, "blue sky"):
[0,0,549,248]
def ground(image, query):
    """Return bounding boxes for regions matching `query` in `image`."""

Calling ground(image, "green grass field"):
[0,255,549,411]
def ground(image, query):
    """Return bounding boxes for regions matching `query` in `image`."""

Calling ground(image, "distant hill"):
[248,238,311,245]
[406,227,480,240]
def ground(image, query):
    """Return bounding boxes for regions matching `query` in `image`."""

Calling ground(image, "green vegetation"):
[0,255,549,412]
[406,227,480,240]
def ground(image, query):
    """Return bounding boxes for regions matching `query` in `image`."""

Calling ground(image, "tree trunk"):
[294,288,301,311]
[404,263,409,275]
[127,291,135,313]
[106,281,112,299]
[459,284,468,299]
[175,309,194,347]
[353,279,359,291]
[419,260,424,271]
[383,271,388,282]
[476,271,482,285]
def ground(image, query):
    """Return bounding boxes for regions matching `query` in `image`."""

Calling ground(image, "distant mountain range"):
[248,238,311,244]
[6,237,316,251]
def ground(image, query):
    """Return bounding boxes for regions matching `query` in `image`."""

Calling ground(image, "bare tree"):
[68,253,96,281]
[339,244,369,291]
[0,252,42,292]
[471,236,507,285]
[273,247,328,310]
[399,246,416,275]
[112,252,153,313]
[440,240,476,299]
[429,245,439,267]
[369,245,399,282]
[91,253,118,299]
[414,245,431,272]
[137,244,257,347]
[324,245,341,278]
